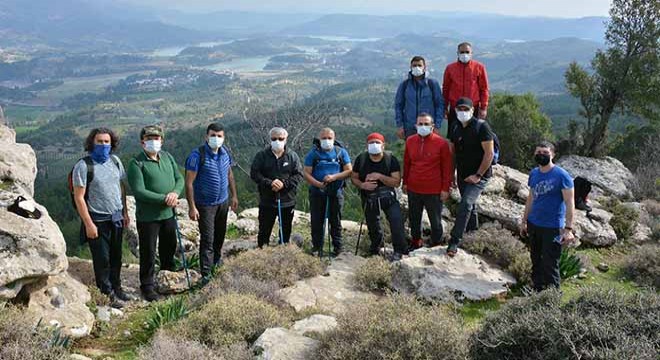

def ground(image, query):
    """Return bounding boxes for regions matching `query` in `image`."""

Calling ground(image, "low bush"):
[623,243,660,288]
[353,256,393,291]
[507,253,532,285]
[470,288,660,360]
[138,331,252,360]
[608,201,640,241]
[462,228,532,284]
[315,293,468,360]
[171,293,287,348]
[224,244,324,287]
[0,305,70,360]
[194,269,285,308]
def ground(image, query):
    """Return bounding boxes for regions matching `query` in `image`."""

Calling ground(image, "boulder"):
[392,247,516,301]
[0,193,68,300]
[574,209,618,246]
[492,165,530,202]
[279,253,376,314]
[253,327,319,360]
[476,194,525,231]
[156,270,201,294]
[291,314,338,336]
[239,208,259,219]
[0,126,37,196]
[23,273,95,339]
[483,176,506,194]
[557,155,635,200]
[235,218,259,235]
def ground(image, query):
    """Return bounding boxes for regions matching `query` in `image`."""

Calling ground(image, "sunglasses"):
[271,137,285,141]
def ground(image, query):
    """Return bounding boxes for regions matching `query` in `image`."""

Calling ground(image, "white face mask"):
[416,125,433,137]
[271,140,286,152]
[456,110,473,123]
[458,53,472,63]
[411,66,424,77]
[144,140,162,153]
[320,139,334,151]
[208,136,224,149]
[368,143,383,155]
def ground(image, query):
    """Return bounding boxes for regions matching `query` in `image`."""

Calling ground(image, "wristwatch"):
[474,173,482,179]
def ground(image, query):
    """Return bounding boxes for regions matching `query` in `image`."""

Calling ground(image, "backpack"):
[474,119,500,165]
[195,144,231,169]
[67,155,121,210]
[310,138,348,192]
[574,176,592,208]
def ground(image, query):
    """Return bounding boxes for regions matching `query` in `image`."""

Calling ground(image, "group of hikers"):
[71,42,576,307]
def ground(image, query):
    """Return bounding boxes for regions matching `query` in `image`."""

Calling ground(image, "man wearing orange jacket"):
[443,42,490,137]
[403,113,453,249]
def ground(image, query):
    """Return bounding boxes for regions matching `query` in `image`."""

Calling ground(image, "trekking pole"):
[324,195,331,261]
[173,207,192,289]
[277,193,284,245]
[355,199,368,256]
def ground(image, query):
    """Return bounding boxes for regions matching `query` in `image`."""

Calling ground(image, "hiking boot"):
[113,288,134,302]
[108,292,125,309]
[446,243,458,257]
[576,199,592,212]
[411,238,424,250]
[214,257,224,268]
[390,252,403,262]
[332,247,343,257]
[141,288,161,302]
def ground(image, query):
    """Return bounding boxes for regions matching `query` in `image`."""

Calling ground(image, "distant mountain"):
[0,0,213,51]
[156,10,322,34]
[282,13,607,42]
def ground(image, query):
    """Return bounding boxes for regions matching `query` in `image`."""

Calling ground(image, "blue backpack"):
[475,119,500,165]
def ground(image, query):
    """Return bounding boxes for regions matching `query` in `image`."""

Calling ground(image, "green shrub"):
[353,256,393,291]
[138,331,251,360]
[623,244,660,288]
[0,305,70,360]
[608,202,640,241]
[145,297,189,336]
[224,244,324,287]
[462,228,532,284]
[172,293,287,348]
[316,293,468,360]
[174,253,200,271]
[193,269,285,308]
[470,288,660,360]
[559,250,582,279]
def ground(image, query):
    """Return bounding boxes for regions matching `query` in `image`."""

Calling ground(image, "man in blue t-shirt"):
[520,141,575,291]
[185,123,238,280]
[303,128,352,257]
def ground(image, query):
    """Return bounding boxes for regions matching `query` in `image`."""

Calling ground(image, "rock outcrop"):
[392,247,516,301]
[253,314,337,360]
[0,124,93,338]
[557,155,635,200]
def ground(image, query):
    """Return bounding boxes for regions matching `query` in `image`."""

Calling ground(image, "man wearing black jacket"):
[250,127,304,247]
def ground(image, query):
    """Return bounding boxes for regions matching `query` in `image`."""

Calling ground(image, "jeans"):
[257,204,295,247]
[197,202,229,277]
[408,191,444,245]
[362,190,407,254]
[450,178,487,246]
[84,221,123,295]
[137,217,177,291]
[528,222,562,291]
[310,193,343,253]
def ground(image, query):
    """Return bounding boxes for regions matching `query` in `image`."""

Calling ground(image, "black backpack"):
[356,151,394,179]
[474,119,500,165]
[67,155,121,210]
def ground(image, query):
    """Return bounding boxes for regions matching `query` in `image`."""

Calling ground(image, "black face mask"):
[535,153,551,166]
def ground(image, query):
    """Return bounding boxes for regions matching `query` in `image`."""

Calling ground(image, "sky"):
[118,0,612,18]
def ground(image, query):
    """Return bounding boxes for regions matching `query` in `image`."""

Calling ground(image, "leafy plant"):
[559,250,582,279]
[145,297,189,336]
[175,253,200,271]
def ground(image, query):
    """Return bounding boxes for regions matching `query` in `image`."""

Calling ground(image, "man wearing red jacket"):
[403,113,453,249]
[443,42,490,137]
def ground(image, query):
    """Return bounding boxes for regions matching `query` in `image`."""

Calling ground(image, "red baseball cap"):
[367,132,385,143]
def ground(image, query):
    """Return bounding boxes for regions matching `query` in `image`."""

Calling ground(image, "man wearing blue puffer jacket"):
[395,56,444,139]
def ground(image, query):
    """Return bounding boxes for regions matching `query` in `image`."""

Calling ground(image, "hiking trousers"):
[257,204,295,247]
[310,193,344,253]
[362,190,407,255]
[84,221,123,295]
[137,217,177,291]
[197,201,230,277]
[408,191,444,245]
[528,222,562,291]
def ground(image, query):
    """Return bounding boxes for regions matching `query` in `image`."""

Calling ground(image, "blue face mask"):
[91,144,111,163]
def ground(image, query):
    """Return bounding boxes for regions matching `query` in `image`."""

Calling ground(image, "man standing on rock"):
[351,133,407,260]
[127,125,184,302]
[303,127,352,257]
[185,122,238,282]
[520,141,575,291]
[443,42,490,137]
[403,113,453,249]
[250,127,303,248]
[72,127,131,308]
[395,56,444,139]
[447,97,494,257]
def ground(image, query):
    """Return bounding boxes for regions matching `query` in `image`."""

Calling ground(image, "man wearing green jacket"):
[127,125,184,302]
